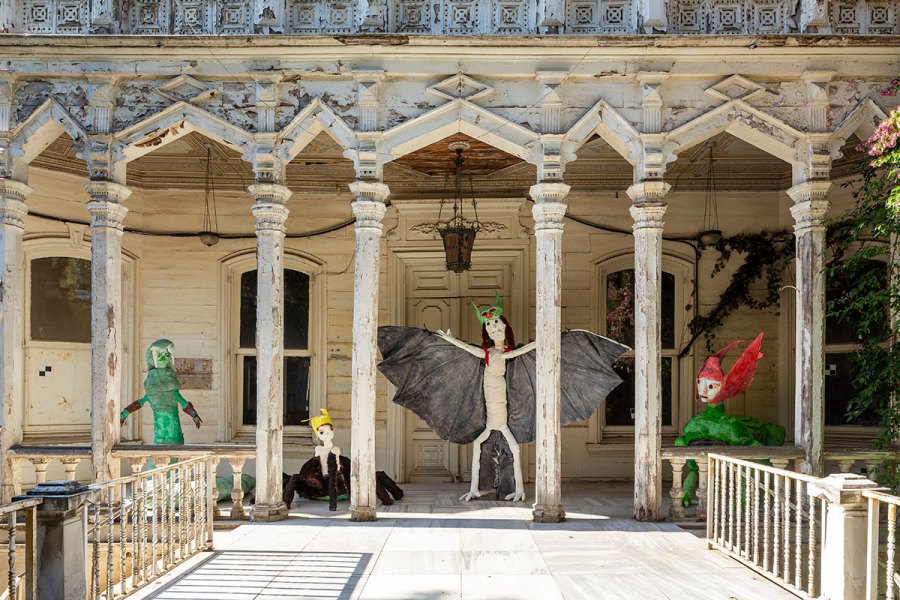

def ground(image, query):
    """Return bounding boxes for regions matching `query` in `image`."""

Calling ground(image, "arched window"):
[222,251,325,441]
[590,252,694,444]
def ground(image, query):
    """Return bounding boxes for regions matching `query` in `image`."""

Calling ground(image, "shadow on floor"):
[142,549,371,600]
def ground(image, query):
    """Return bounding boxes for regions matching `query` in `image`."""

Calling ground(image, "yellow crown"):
[307,408,333,432]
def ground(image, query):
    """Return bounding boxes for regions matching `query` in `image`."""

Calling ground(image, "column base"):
[251,502,288,522]
[350,506,378,522]
[532,504,566,523]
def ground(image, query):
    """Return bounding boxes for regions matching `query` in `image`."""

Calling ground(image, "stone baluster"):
[864,460,879,482]
[628,181,670,522]
[128,457,147,475]
[0,179,31,503]
[696,458,709,519]
[530,182,570,523]
[29,458,51,485]
[788,181,831,476]
[86,180,131,484]
[209,457,221,519]
[248,182,291,522]
[668,458,687,520]
[60,458,80,481]
[771,458,790,470]
[229,457,246,520]
[835,459,855,473]
[349,180,389,522]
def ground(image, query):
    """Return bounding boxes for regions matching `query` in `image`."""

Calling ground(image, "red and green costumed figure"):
[120,339,202,444]
[675,333,785,505]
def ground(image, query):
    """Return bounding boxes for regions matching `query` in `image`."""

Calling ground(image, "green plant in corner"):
[826,84,900,481]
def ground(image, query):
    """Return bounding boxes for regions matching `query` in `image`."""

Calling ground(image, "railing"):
[7,0,898,36]
[866,489,900,600]
[10,444,255,520]
[86,456,215,600]
[707,453,824,599]
[661,445,804,521]
[0,498,39,600]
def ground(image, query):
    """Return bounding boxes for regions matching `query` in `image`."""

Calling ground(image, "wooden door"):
[403,260,516,483]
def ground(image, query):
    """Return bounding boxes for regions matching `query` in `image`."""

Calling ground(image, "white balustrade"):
[708,453,824,598]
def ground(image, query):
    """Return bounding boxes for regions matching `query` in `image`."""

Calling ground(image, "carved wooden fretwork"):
[410,221,509,235]
[287,0,357,33]
[13,0,899,33]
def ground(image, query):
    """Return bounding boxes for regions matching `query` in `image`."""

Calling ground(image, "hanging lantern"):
[698,139,721,247]
[435,141,481,272]
[199,142,220,247]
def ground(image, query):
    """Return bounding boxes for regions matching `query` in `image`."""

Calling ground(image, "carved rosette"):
[0,179,33,229]
[788,181,831,235]
[248,183,292,234]
[85,181,131,230]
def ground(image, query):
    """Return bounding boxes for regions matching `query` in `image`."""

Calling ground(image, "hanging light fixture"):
[199,142,220,247]
[435,141,481,273]
[698,139,722,246]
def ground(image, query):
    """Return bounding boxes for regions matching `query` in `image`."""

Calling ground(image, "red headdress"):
[697,333,764,405]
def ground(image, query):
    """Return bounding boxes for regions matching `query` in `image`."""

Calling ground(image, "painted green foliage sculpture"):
[675,333,785,505]
[120,339,202,444]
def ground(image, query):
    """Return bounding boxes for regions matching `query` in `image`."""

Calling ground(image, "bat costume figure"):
[377,293,628,502]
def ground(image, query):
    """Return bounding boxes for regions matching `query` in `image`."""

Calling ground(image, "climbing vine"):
[687,230,796,354]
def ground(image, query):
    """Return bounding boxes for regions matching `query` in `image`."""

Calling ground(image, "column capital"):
[787,180,832,203]
[629,202,668,231]
[626,180,671,202]
[531,201,567,232]
[789,182,830,234]
[84,180,131,204]
[0,179,31,229]
[86,198,128,230]
[349,180,390,203]
[529,181,571,203]
[247,183,292,205]
[351,197,387,232]
[251,202,290,234]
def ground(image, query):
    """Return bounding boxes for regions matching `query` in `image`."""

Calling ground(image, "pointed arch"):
[666,100,803,164]
[830,98,888,152]
[10,98,90,181]
[564,99,641,165]
[113,102,255,166]
[277,98,357,163]
[377,99,540,168]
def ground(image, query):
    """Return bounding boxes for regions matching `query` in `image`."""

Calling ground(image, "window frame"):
[23,238,137,441]
[588,250,695,445]
[823,256,890,443]
[220,250,325,443]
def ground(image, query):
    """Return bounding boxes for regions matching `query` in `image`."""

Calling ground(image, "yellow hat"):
[307,409,333,433]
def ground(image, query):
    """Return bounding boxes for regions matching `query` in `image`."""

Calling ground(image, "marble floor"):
[126,482,798,600]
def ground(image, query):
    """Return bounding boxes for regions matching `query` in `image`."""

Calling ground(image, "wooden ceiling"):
[29,129,866,197]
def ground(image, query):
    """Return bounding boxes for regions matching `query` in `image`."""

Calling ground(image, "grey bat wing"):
[376,326,487,445]
[506,330,629,443]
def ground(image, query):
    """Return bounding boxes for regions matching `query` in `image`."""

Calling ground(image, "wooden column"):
[627,181,669,522]
[530,182,570,523]
[0,179,32,502]
[788,180,831,476]
[86,180,131,484]
[248,183,291,522]
[349,180,388,522]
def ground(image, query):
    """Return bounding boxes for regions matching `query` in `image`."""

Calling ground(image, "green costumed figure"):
[120,339,203,444]
[675,333,785,505]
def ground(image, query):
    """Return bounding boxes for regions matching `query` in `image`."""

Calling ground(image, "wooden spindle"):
[753,467,761,566]
[887,503,897,600]
[808,483,817,597]
[783,476,791,584]
[795,479,802,589]
[773,473,781,577]
[763,470,771,572]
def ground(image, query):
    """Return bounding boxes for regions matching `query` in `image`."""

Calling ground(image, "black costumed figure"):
[283,409,404,511]
[377,293,628,502]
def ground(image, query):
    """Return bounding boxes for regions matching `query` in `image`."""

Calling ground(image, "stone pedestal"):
[627,181,670,522]
[788,181,831,476]
[248,183,292,523]
[15,480,92,600]
[807,473,883,600]
[85,181,131,484]
[530,182,569,524]
[349,180,389,523]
